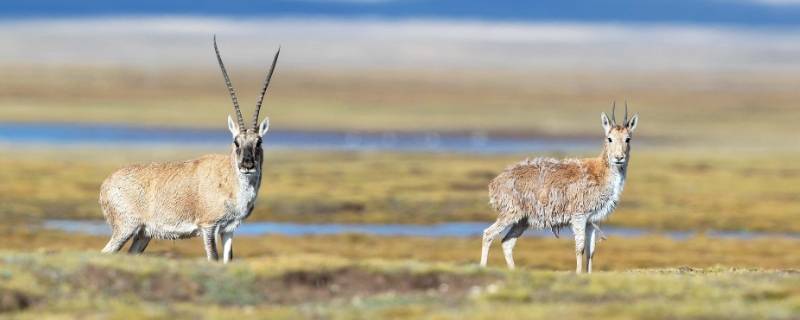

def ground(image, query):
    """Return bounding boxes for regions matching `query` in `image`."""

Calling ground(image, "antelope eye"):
[233,140,240,148]
[607,138,612,143]
[625,138,631,143]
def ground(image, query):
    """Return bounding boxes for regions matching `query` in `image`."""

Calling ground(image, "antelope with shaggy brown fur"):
[481,104,639,273]
[99,36,280,263]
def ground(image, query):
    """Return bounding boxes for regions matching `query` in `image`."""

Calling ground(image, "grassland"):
[3,225,799,271]
[0,251,798,319]
[4,206,799,317]
[2,148,799,232]
[3,64,800,318]
[3,147,798,319]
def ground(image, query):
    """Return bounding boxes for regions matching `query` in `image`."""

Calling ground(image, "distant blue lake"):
[0,122,596,154]
[42,219,800,240]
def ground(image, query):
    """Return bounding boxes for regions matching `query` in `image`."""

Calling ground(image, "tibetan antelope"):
[480,104,639,273]
[99,36,280,263]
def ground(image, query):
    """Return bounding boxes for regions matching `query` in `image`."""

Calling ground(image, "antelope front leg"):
[585,223,598,273]
[201,227,219,261]
[571,219,587,274]
[221,231,234,264]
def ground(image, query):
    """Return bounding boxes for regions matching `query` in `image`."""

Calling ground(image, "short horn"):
[213,35,245,130]
[253,46,281,129]
[624,100,629,126]
[611,101,617,125]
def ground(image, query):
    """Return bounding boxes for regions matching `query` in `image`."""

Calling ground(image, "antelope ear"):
[227,115,239,138]
[626,114,639,133]
[600,113,613,135]
[258,117,270,137]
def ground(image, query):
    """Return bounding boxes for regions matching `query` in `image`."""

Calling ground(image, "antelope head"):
[214,36,280,175]
[600,101,639,167]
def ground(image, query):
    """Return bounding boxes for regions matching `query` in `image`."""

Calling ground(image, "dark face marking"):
[232,130,264,174]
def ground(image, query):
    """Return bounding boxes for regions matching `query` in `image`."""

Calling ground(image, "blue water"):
[1,0,800,27]
[42,219,800,240]
[0,122,596,154]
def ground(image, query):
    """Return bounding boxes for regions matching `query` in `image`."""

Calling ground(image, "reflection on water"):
[42,220,799,240]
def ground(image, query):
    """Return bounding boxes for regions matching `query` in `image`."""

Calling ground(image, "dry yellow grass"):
[1,148,799,232]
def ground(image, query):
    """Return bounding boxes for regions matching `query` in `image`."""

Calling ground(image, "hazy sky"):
[2,17,799,72]
[2,1,800,72]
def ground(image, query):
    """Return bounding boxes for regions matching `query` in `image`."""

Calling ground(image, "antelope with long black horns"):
[98,36,281,263]
[481,102,639,272]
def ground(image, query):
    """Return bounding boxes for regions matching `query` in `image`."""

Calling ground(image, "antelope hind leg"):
[501,220,529,269]
[101,225,138,253]
[128,227,151,254]
[481,219,512,267]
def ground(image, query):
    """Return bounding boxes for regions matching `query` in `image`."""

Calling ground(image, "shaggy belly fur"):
[488,157,625,230]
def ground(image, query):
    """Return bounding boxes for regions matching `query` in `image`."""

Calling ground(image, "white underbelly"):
[144,222,200,240]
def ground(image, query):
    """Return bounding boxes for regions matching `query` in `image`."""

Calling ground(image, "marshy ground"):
[1,149,799,318]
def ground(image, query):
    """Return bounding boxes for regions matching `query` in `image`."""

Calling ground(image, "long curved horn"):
[213,35,245,130]
[624,100,629,126]
[611,101,617,125]
[253,47,281,129]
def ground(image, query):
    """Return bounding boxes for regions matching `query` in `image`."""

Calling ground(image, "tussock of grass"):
[0,251,798,319]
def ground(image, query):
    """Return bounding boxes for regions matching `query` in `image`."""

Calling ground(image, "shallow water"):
[0,122,596,154]
[42,220,800,240]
